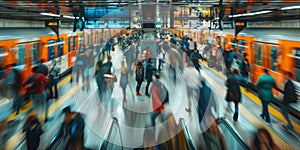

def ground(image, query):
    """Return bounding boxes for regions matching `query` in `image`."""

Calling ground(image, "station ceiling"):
[0,0,299,23]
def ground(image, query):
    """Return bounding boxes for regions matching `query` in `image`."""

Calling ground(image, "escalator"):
[99,117,124,150]
[179,117,250,150]
[216,117,250,150]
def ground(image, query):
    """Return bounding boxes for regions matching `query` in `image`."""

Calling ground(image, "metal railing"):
[179,118,197,150]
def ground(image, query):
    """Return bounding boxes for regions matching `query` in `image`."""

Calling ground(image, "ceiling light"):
[63,15,75,19]
[229,10,272,18]
[281,5,300,10]
[40,12,60,17]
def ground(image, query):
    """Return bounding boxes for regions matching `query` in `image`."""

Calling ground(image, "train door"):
[68,36,76,67]
[292,48,300,82]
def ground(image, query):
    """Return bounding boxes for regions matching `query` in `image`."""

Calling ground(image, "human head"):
[32,66,39,73]
[62,106,71,115]
[264,68,269,74]
[107,56,111,61]
[254,128,274,148]
[231,69,239,75]
[147,59,152,64]
[152,74,160,81]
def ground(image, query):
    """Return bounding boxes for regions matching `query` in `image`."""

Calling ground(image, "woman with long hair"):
[135,61,144,96]
[251,128,281,150]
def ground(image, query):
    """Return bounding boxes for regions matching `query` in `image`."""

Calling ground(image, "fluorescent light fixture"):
[281,5,300,10]
[229,10,272,18]
[40,12,60,17]
[63,15,75,19]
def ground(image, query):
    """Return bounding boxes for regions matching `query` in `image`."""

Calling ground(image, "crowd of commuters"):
[0,28,298,150]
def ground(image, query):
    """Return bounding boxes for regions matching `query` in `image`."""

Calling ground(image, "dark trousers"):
[75,66,85,83]
[151,111,161,126]
[158,59,164,70]
[261,100,270,123]
[281,103,293,129]
[136,80,143,94]
[145,80,151,95]
[49,78,59,98]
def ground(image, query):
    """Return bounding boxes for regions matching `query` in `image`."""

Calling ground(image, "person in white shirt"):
[183,61,202,112]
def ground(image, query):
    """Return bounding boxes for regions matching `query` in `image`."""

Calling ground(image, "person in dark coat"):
[256,68,279,124]
[95,58,105,96]
[280,72,298,130]
[190,49,202,72]
[23,110,43,150]
[37,59,49,76]
[225,69,243,121]
[136,61,144,96]
[62,106,85,150]
[145,59,156,97]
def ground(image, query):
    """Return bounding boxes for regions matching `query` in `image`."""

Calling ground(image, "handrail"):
[179,118,197,150]
[45,119,78,150]
[216,117,250,150]
[99,117,122,150]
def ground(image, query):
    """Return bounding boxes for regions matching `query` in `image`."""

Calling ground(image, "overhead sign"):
[45,20,60,28]
[235,21,246,27]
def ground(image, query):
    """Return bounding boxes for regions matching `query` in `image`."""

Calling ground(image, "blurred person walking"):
[120,60,129,103]
[23,66,48,122]
[225,69,243,121]
[145,59,157,97]
[136,61,144,96]
[23,109,43,150]
[250,128,281,150]
[280,72,298,131]
[49,60,60,99]
[183,61,201,112]
[150,74,168,127]
[256,68,279,124]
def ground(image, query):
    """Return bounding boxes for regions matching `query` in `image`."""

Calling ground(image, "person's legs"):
[15,94,23,115]
[53,79,59,98]
[260,99,265,119]
[262,101,270,123]
[145,80,151,96]
[136,80,142,94]
[233,102,239,121]
[151,111,160,126]
[122,86,127,102]
[281,103,293,129]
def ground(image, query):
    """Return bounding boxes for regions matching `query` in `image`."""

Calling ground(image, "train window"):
[238,40,246,55]
[32,43,39,65]
[271,46,278,71]
[95,32,98,44]
[68,37,72,52]
[88,34,92,47]
[48,40,56,61]
[254,43,262,66]
[57,38,64,57]
[17,45,25,65]
[73,37,76,51]
[230,38,236,49]
[0,47,3,67]
[80,36,84,48]
[294,48,300,82]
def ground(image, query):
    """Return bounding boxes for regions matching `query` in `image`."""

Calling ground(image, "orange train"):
[168,28,300,94]
[0,27,126,92]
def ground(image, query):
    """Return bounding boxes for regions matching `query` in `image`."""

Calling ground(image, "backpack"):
[24,74,39,95]
[157,81,169,104]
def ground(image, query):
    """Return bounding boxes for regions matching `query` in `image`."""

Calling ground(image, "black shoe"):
[233,112,238,121]
[260,114,265,120]
[145,93,150,97]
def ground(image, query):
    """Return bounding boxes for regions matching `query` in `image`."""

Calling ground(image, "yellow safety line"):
[4,76,75,150]
[239,104,294,150]
[5,75,72,122]
[4,45,116,149]
[200,60,300,134]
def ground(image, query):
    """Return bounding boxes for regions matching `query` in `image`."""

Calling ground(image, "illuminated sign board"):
[45,20,60,28]
[235,21,246,27]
